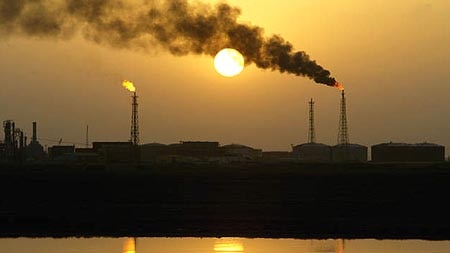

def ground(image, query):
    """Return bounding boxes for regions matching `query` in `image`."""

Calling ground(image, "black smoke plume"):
[0,0,337,86]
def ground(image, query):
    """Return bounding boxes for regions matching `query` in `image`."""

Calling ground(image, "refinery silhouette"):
[1,86,446,165]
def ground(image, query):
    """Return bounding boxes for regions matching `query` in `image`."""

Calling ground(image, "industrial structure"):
[140,143,168,163]
[140,142,263,163]
[0,88,447,164]
[26,121,46,160]
[2,120,27,162]
[292,98,332,162]
[308,98,316,144]
[130,91,139,146]
[331,90,368,162]
[48,145,75,160]
[332,143,367,162]
[220,144,262,161]
[337,91,349,145]
[371,142,445,162]
[93,141,134,163]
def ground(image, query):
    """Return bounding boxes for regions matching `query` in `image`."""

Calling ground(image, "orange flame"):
[122,80,136,92]
[123,238,136,253]
[334,82,344,91]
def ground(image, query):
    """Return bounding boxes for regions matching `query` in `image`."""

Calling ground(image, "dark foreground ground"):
[1,161,450,240]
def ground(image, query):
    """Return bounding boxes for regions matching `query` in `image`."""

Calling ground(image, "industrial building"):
[139,141,263,163]
[73,147,100,163]
[331,144,368,162]
[140,143,168,163]
[220,144,262,161]
[371,142,445,162]
[159,141,224,162]
[293,143,332,162]
[176,141,221,157]
[93,141,134,163]
[262,151,291,160]
[48,145,75,160]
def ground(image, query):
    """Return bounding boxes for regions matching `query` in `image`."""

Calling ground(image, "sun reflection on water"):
[214,239,244,252]
[123,237,136,253]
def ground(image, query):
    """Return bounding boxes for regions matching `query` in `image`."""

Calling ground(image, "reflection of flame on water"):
[123,237,136,253]
[122,80,136,92]
[335,239,344,253]
[214,239,244,252]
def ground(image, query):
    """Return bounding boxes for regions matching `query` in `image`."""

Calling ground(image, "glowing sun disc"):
[214,48,245,77]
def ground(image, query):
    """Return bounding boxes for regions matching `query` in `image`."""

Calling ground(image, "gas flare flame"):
[122,80,136,92]
[123,238,136,253]
[334,82,344,91]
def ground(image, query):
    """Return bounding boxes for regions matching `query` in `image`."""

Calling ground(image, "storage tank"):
[292,143,332,162]
[371,142,445,162]
[331,143,368,162]
[140,143,168,162]
[220,144,262,160]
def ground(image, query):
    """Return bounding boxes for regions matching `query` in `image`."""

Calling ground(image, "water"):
[1,237,450,253]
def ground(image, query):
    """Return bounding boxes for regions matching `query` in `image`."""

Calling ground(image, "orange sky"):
[0,0,449,156]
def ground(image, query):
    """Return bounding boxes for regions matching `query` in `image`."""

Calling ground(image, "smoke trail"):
[0,0,337,86]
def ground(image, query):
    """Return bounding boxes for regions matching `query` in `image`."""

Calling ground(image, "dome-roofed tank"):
[371,142,445,162]
[220,143,262,160]
[292,142,332,162]
[331,143,368,162]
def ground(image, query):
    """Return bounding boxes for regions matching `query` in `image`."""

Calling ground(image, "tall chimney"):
[32,121,37,143]
[86,125,89,148]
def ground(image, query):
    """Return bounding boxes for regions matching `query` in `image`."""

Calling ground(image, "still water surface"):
[1,237,450,253]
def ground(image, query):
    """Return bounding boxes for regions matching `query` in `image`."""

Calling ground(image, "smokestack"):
[32,121,37,142]
[85,125,89,148]
[0,0,338,87]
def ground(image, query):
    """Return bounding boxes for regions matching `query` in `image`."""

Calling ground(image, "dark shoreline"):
[1,162,450,240]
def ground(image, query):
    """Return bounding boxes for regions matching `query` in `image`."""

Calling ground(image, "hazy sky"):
[1,0,449,155]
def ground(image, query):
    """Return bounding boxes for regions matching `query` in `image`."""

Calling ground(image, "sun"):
[214,48,245,77]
